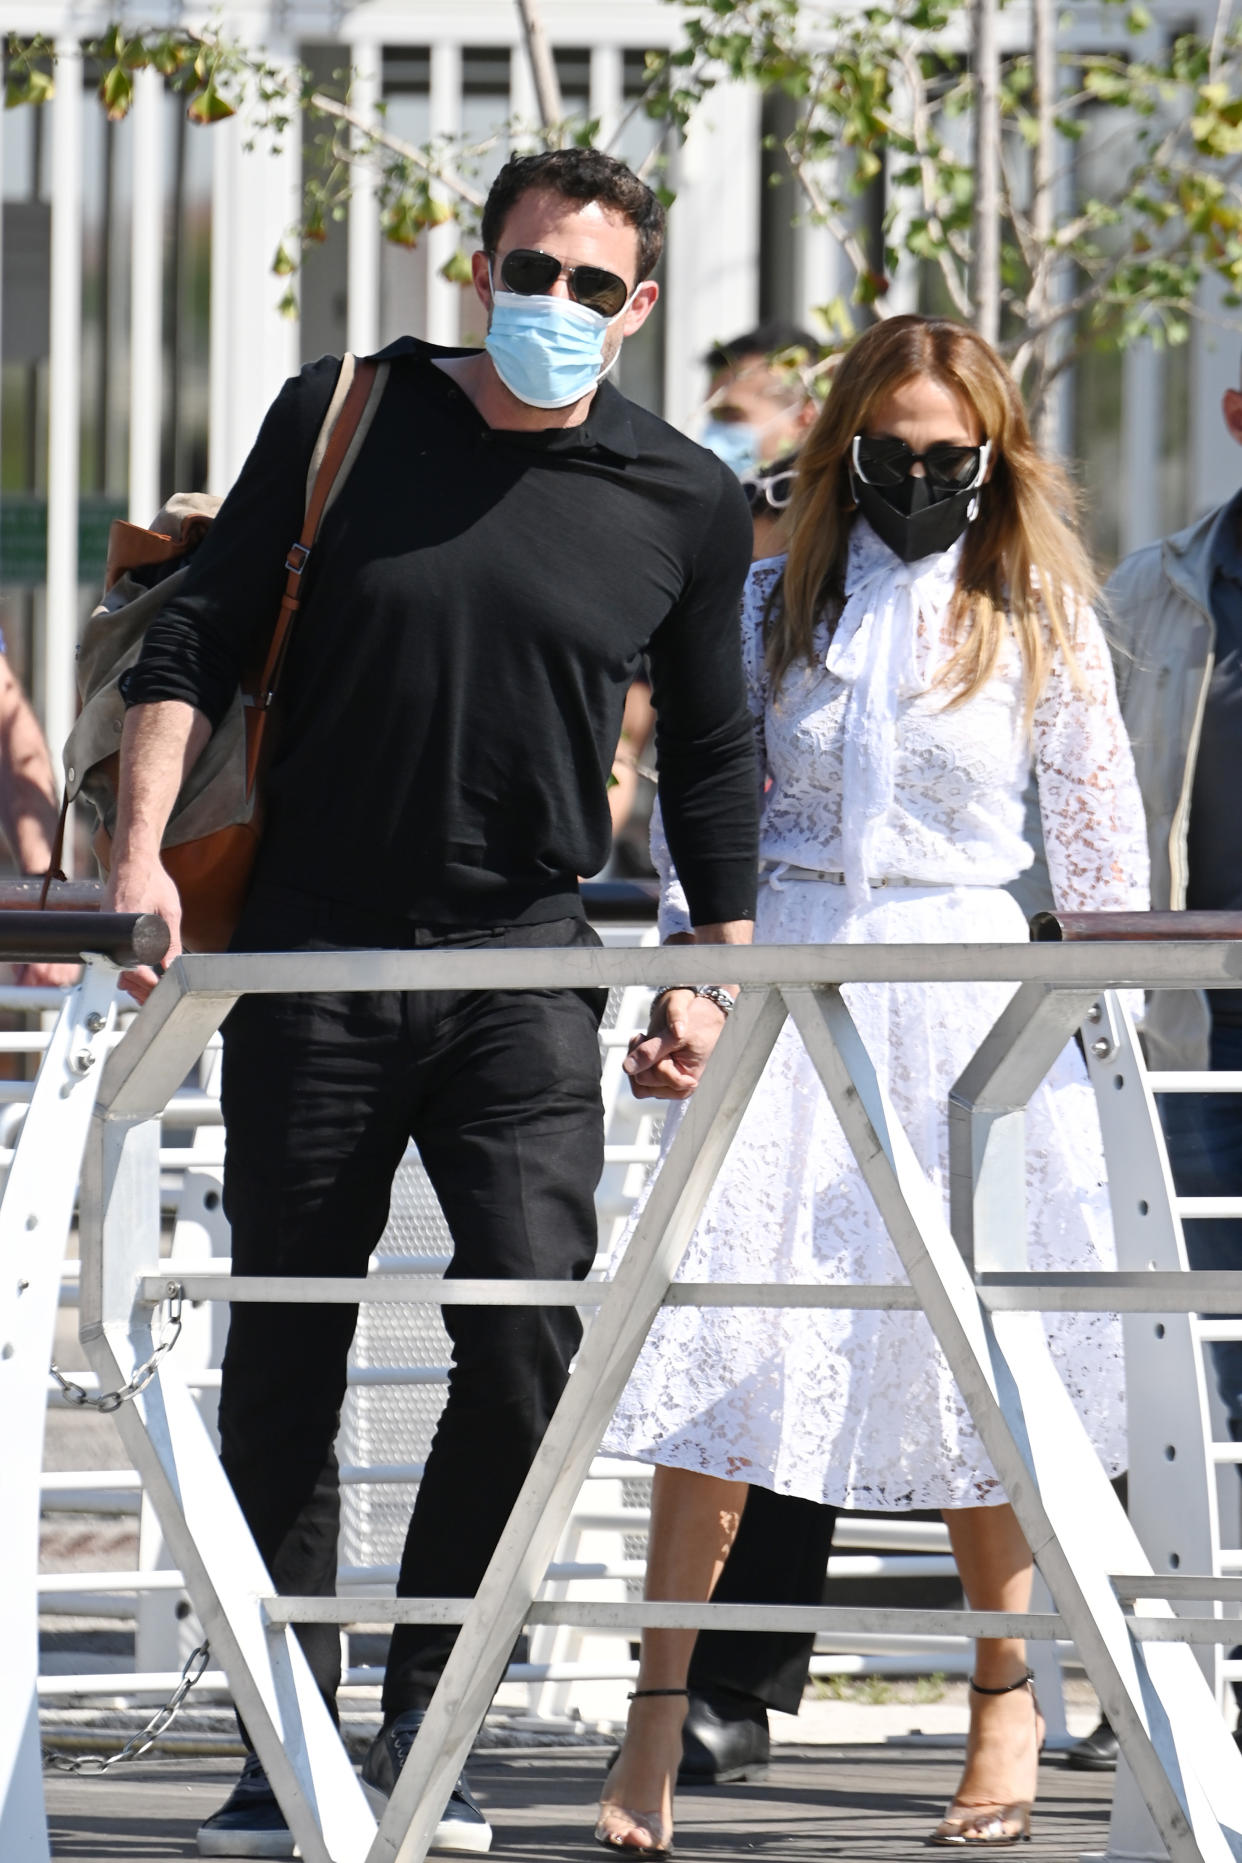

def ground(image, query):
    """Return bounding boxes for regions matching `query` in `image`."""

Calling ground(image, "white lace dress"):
[604,520,1150,1510]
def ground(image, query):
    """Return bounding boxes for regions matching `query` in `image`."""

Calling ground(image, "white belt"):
[761,860,931,890]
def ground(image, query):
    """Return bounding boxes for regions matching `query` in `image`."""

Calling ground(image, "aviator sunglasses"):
[495,246,632,319]
[851,433,990,492]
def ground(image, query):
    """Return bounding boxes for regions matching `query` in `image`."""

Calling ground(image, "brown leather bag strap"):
[246,356,383,794]
[37,793,71,909]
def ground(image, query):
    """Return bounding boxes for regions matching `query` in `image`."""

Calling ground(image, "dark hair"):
[705,321,824,373]
[481,149,666,283]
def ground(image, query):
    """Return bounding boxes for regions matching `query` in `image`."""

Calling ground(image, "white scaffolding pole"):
[590,44,624,149]
[128,66,164,528]
[347,41,381,358]
[45,36,83,796]
[425,43,462,348]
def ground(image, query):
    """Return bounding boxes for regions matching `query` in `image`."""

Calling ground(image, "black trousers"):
[217,885,606,1720]
[688,1486,837,1714]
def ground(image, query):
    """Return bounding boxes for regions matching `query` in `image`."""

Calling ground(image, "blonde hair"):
[772,315,1095,722]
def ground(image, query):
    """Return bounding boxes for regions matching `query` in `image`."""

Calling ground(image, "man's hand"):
[105,856,183,1004]
[623,988,733,1100]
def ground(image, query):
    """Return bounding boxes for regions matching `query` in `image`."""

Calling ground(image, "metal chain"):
[43,1639,211,1773]
[49,1283,184,1413]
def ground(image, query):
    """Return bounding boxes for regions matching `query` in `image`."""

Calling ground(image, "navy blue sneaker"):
[361,1709,492,1854]
[197,1754,296,1858]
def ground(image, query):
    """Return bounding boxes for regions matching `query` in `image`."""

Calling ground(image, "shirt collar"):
[371,336,639,461]
[1210,487,1242,586]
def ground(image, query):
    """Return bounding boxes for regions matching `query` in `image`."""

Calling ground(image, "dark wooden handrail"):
[0,880,106,912]
[1032,910,1242,942]
[0,909,168,966]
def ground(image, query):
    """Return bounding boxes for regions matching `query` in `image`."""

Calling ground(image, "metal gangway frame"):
[15,935,1242,1863]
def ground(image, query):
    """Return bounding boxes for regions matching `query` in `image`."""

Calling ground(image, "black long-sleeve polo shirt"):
[124,337,759,929]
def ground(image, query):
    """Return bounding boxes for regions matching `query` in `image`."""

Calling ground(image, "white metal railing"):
[13,938,1242,1863]
[37,925,983,1725]
[28,940,1242,1863]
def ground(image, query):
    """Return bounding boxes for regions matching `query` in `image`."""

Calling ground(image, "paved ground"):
[43,1744,1115,1861]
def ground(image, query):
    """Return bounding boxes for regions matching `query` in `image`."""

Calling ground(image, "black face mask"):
[853,471,980,564]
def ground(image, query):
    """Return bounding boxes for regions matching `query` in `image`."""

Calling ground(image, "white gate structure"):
[32,921,1011,1722]
[14,929,1242,1863]
[11,929,1242,1859]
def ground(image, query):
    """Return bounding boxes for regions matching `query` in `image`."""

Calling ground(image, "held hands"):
[623,987,732,1101]
[105,855,183,1004]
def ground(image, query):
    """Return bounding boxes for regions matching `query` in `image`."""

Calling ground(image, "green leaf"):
[382,199,421,248]
[1083,67,1132,102]
[5,67,54,108]
[186,83,235,124]
[100,64,133,121]
[813,295,856,342]
[439,248,474,286]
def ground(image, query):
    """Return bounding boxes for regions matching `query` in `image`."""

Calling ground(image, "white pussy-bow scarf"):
[827,518,965,913]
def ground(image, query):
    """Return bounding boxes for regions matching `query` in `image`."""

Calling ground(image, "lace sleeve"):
[650,560,774,940]
[1031,602,1150,914]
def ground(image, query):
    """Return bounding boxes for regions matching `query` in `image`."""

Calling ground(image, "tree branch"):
[785,141,890,313]
[895,48,974,319]
[514,0,564,133]
[309,91,486,209]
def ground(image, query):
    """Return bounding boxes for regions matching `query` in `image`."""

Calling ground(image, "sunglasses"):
[851,433,990,492]
[742,464,797,514]
[495,247,632,319]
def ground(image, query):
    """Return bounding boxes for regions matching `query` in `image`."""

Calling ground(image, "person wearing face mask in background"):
[699,322,824,482]
[597,314,1148,1857]
[601,331,820,880]
[601,327,821,874]
[108,147,760,1859]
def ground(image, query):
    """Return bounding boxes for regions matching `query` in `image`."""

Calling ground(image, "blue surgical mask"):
[700,419,762,479]
[485,281,630,410]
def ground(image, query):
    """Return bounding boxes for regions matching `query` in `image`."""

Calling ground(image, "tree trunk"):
[515,0,564,135]
[1028,0,1059,443]
[972,0,1001,345]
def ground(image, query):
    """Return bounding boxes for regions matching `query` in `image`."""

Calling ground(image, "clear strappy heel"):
[595,1687,688,1857]
[929,1667,1044,1847]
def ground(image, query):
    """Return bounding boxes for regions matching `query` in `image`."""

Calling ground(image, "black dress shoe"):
[197,1754,296,1858]
[1066,1718,1118,1772]
[361,1708,492,1854]
[678,1688,770,1786]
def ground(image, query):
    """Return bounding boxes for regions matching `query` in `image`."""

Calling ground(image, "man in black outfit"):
[107,150,758,1858]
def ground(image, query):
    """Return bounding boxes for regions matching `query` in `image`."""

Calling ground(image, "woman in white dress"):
[595,315,1149,1855]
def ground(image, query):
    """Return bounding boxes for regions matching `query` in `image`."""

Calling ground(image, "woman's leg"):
[936,1504,1045,1841]
[597,1467,748,1853]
